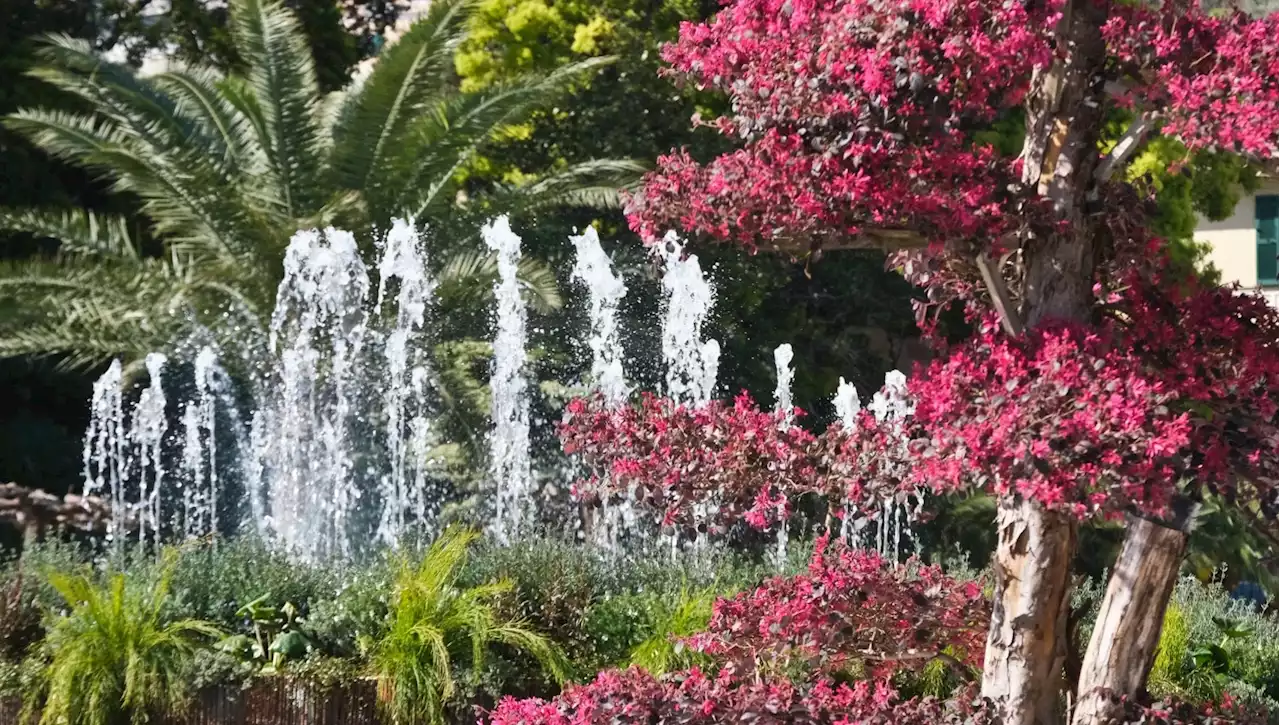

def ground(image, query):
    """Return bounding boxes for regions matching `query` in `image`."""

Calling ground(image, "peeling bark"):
[1071,511,1193,725]
[982,3,1112,722]
[981,497,1079,725]
[1019,0,1109,329]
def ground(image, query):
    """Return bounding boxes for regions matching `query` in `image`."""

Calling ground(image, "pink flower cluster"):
[626,0,1059,248]
[911,323,1189,518]
[487,667,993,725]
[486,537,1271,725]
[560,392,829,535]
[560,273,1277,525]
[624,0,1277,250]
[910,269,1278,519]
[487,662,1268,725]
[685,537,988,678]
[1103,4,1279,157]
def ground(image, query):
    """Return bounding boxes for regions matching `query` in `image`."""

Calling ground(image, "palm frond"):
[0,207,138,259]
[481,159,647,217]
[229,0,325,218]
[30,34,202,152]
[397,56,619,221]
[0,256,192,370]
[152,64,264,175]
[330,0,475,195]
[6,109,257,268]
[436,249,564,314]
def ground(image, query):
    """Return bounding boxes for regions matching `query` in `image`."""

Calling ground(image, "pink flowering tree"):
[561,1,1280,724]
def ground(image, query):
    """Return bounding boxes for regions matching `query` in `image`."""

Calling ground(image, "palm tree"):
[0,0,642,371]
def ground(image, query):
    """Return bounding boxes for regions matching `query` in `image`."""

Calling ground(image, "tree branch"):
[1094,114,1153,183]
[975,252,1025,336]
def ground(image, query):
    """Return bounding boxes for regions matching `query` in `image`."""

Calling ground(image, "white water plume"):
[660,233,718,407]
[485,216,533,544]
[84,360,127,543]
[570,227,630,405]
[260,227,371,560]
[376,219,436,546]
[131,353,167,546]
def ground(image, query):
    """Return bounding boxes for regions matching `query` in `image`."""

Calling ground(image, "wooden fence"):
[0,680,382,725]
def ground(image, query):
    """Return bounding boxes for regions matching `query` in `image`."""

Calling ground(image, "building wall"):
[1197,178,1279,290]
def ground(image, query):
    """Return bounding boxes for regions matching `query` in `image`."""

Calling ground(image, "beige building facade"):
[1197,179,1280,308]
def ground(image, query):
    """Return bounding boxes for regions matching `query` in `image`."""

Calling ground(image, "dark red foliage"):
[685,537,988,678]
[560,270,1278,525]
[559,392,830,534]
[486,668,1271,725]
[487,666,997,725]
[625,0,1053,250]
[624,0,1277,251]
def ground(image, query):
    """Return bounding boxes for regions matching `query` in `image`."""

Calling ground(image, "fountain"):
[772,343,795,568]
[866,370,920,565]
[485,217,533,544]
[570,227,637,550]
[376,219,435,547]
[257,226,372,560]
[131,353,167,547]
[570,227,630,405]
[74,216,921,566]
[83,359,125,543]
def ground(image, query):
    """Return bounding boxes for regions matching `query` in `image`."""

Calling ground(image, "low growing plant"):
[0,569,42,662]
[21,551,222,725]
[627,584,716,675]
[373,526,568,725]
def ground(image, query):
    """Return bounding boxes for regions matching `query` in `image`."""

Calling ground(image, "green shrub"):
[22,551,222,725]
[0,568,43,662]
[306,558,394,658]
[165,537,340,633]
[372,526,568,725]
[1149,602,1192,697]
[627,584,715,675]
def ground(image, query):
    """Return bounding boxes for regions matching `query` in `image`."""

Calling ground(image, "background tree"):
[0,0,638,370]
[0,0,407,518]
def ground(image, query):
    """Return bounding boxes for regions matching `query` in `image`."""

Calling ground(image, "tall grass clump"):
[372,526,567,725]
[22,551,221,725]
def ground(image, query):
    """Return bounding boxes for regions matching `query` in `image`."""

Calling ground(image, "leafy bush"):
[0,568,42,661]
[22,551,222,725]
[165,536,340,634]
[372,526,568,725]
[686,537,988,685]
[1145,576,1278,713]
[306,557,394,658]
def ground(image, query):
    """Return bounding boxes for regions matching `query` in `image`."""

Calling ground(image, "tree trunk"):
[982,2,1111,721]
[982,498,1078,725]
[1071,511,1193,725]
